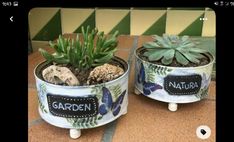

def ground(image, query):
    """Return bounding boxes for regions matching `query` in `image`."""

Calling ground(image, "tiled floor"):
[28,35,215,142]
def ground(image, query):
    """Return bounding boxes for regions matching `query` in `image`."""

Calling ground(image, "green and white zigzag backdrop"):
[28,7,215,50]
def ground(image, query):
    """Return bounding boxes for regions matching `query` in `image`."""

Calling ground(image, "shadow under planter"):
[34,56,129,138]
[134,47,214,111]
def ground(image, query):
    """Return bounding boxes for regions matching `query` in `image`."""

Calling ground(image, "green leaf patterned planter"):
[34,56,129,138]
[134,47,214,111]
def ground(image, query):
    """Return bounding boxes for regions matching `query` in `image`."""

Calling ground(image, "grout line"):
[101,120,118,142]
[127,36,139,64]
[100,36,139,142]
[127,36,139,96]
[28,118,44,127]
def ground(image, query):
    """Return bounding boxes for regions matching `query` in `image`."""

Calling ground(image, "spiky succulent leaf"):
[39,26,119,71]
[39,48,54,61]
[143,34,210,65]
[94,52,114,63]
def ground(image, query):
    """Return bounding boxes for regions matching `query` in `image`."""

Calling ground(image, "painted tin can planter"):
[34,56,129,139]
[134,47,214,111]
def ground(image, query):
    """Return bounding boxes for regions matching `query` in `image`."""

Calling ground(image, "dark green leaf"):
[53,58,70,64]
[94,52,113,63]
[58,35,65,52]
[39,48,54,61]
[103,38,117,48]
[112,30,119,37]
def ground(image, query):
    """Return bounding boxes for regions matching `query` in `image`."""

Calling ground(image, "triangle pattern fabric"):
[179,13,205,36]
[73,11,96,33]
[166,11,204,35]
[131,10,166,35]
[202,11,216,36]
[61,9,95,34]
[96,9,129,34]
[29,8,60,40]
[108,12,130,34]
[33,10,62,41]
[143,13,166,35]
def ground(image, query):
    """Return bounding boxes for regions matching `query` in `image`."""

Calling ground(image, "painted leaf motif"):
[99,104,108,115]
[137,63,145,84]
[202,73,211,87]
[102,87,113,109]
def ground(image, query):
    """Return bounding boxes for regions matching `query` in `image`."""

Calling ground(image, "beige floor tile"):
[115,49,130,62]
[29,121,105,142]
[28,88,40,122]
[116,35,135,49]
[28,47,54,88]
[137,35,154,48]
[113,94,215,142]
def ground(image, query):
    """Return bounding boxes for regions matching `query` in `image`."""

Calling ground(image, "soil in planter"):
[138,48,210,67]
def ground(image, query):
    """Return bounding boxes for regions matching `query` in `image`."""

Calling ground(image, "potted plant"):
[34,26,129,139]
[134,34,214,111]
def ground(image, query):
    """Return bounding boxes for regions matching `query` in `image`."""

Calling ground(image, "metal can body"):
[134,47,214,103]
[34,57,129,129]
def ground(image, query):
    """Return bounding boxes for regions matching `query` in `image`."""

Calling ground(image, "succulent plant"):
[143,34,210,66]
[39,26,119,71]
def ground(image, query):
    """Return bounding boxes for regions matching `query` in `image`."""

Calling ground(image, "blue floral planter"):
[34,56,129,138]
[134,47,214,111]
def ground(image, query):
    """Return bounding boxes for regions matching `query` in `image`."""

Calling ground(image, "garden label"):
[164,75,202,95]
[47,94,98,118]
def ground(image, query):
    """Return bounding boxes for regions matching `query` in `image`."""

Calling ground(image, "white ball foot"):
[168,103,178,112]
[70,129,81,139]
[134,88,141,95]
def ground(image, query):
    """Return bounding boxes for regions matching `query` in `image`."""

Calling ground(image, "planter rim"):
[134,47,215,70]
[34,56,129,89]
